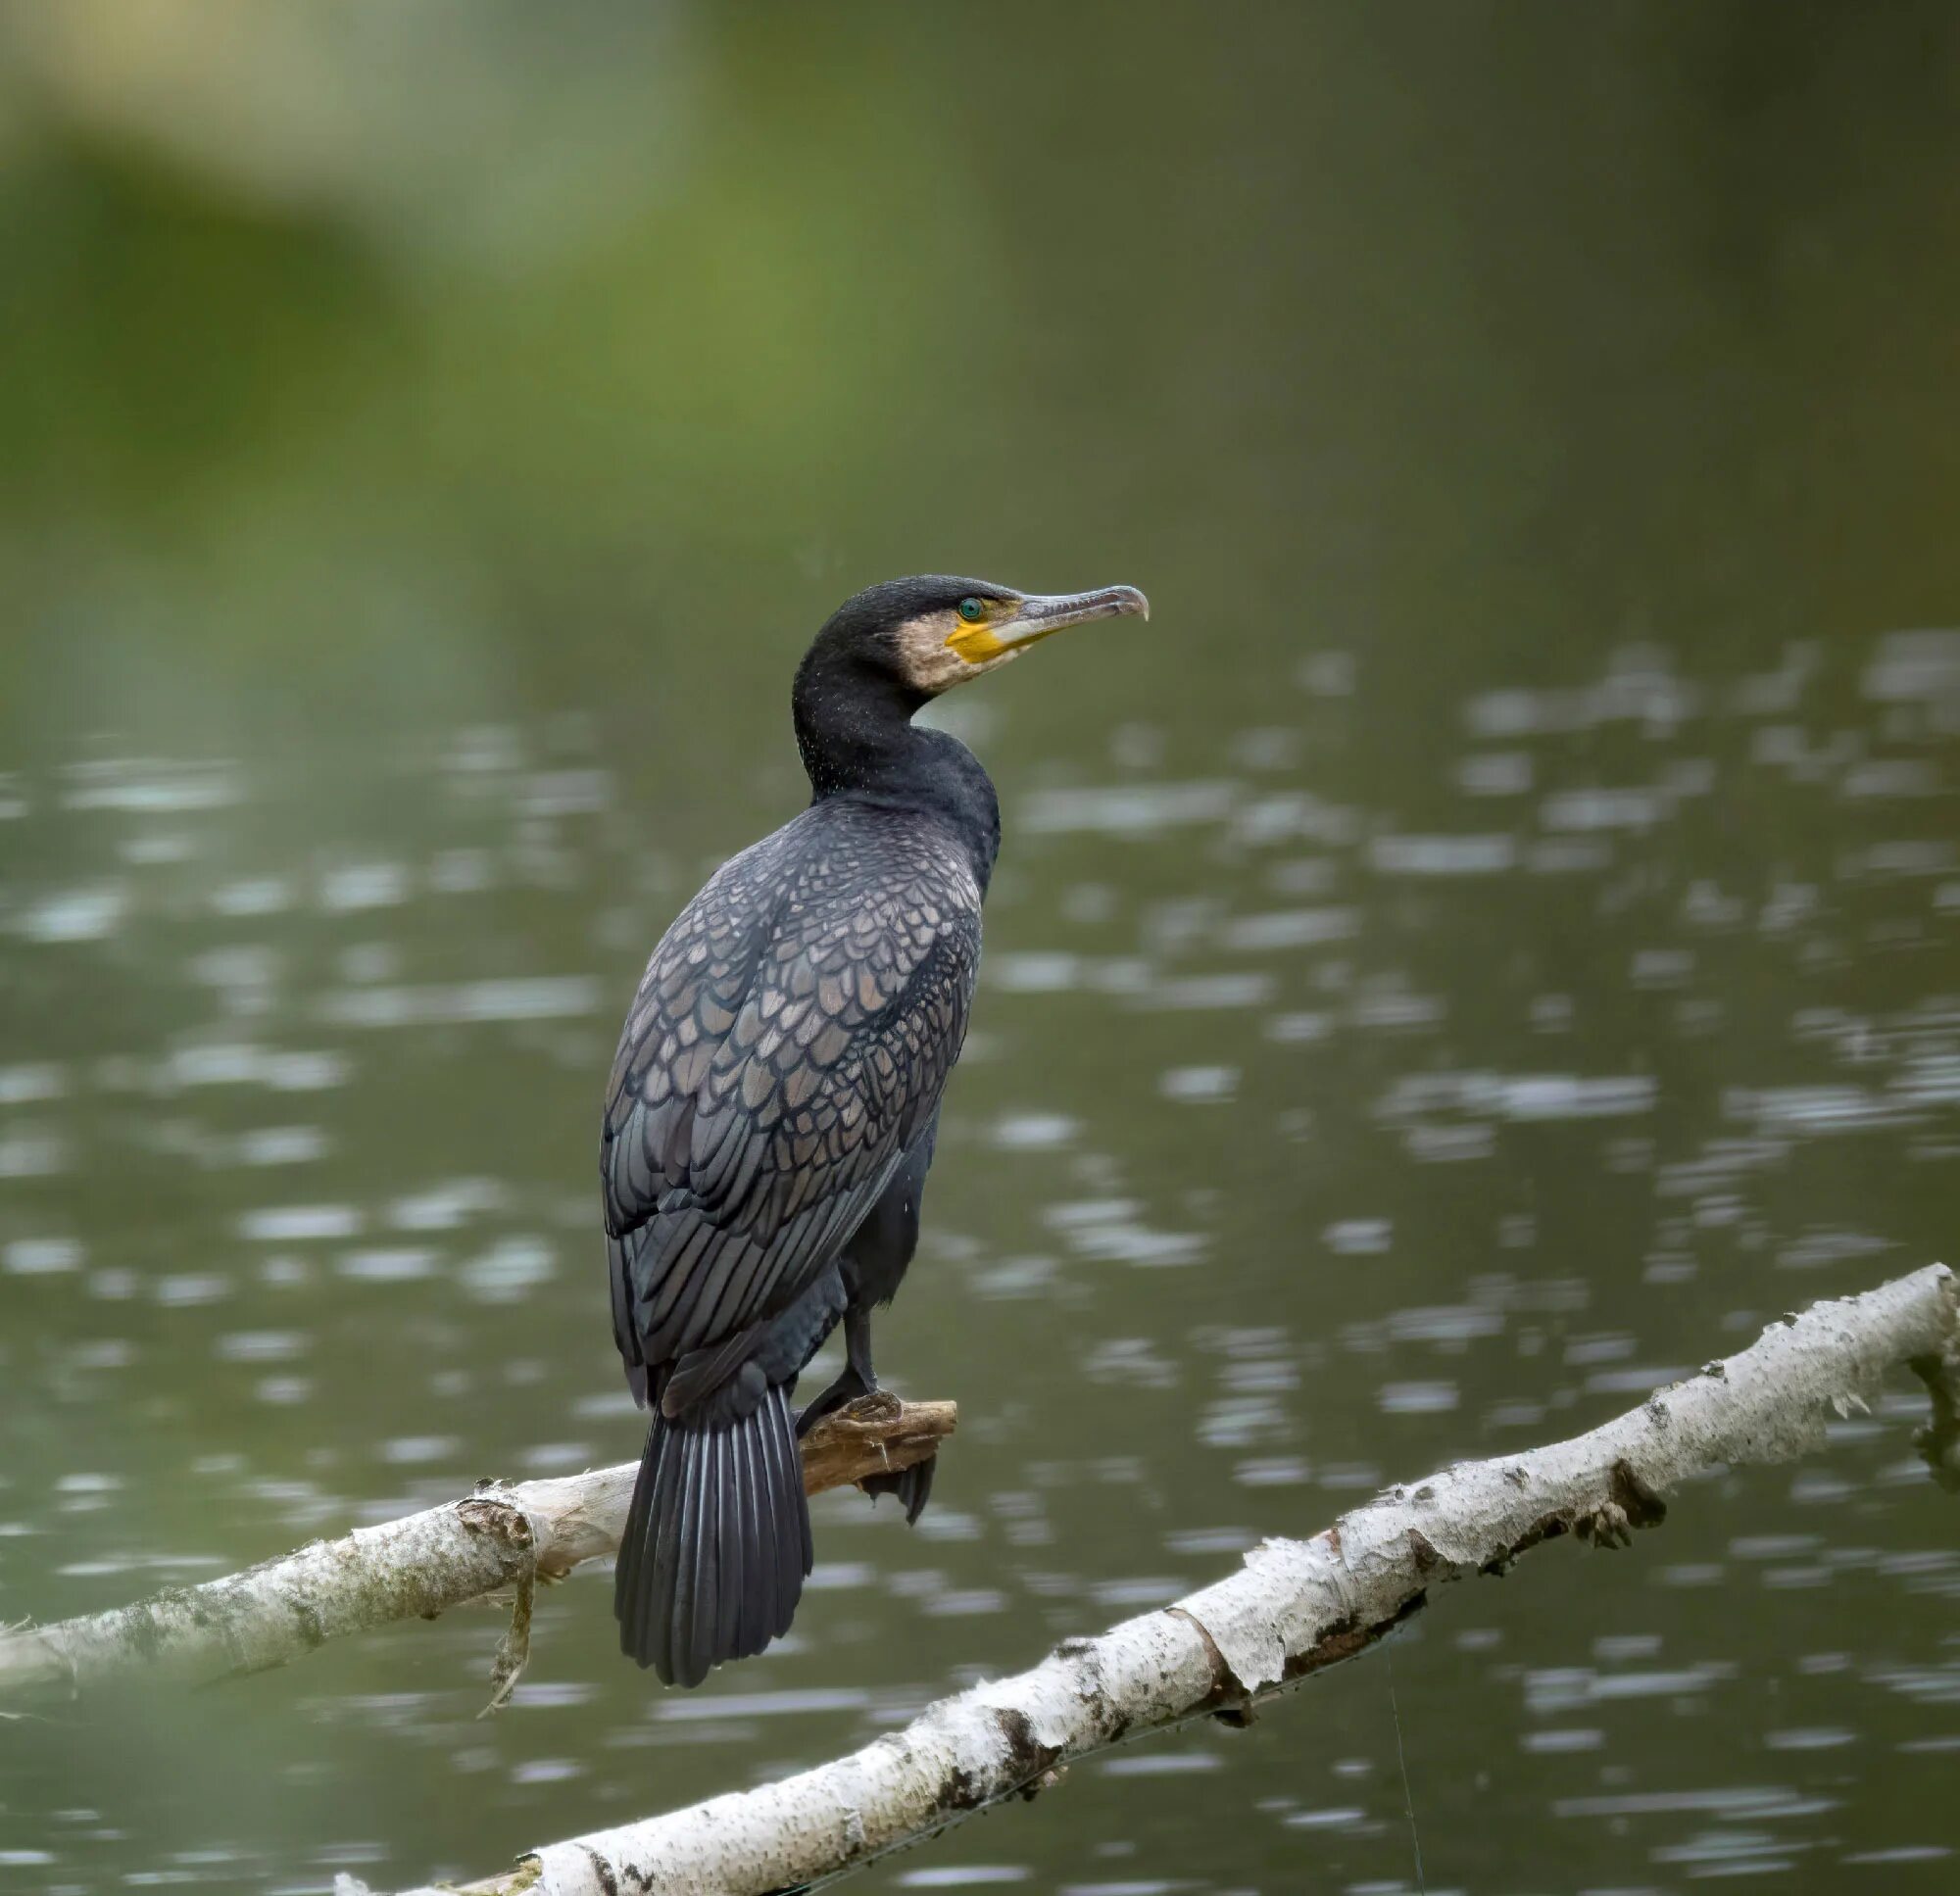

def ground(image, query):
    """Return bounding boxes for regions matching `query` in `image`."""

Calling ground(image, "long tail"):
[613,1381,811,1686]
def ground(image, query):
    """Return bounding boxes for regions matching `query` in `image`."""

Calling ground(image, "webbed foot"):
[796,1363,872,1437]
[859,1451,935,1526]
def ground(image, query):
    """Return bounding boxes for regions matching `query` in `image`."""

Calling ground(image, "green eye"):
[957,598,986,623]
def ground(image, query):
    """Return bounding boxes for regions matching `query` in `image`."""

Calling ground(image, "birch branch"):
[0,1392,954,1711]
[355,1262,1955,1896]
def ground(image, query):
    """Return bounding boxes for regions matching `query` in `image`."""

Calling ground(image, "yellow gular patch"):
[946,623,1009,664]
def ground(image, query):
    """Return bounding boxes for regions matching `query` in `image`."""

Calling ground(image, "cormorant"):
[602,574,1150,1685]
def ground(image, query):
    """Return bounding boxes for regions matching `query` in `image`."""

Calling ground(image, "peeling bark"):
[340,1263,1954,1896]
[0,1395,955,1709]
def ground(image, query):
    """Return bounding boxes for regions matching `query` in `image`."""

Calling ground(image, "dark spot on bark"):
[993,1706,1062,1787]
[1292,1609,1354,1661]
[123,1603,171,1665]
[936,1710,1068,1816]
[942,1763,988,1813]
[291,1599,325,1651]
[1213,1704,1258,1729]
[1411,1483,1436,1503]
[1407,1530,1441,1576]
[578,1844,620,1896]
[457,1496,533,1553]
[1326,1521,1344,1556]
[1054,1635,1097,1659]
[1608,1458,1668,1529]
[1486,1512,1567,1574]
[1505,1466,1529,1487]
[1281,1593,1426,1684]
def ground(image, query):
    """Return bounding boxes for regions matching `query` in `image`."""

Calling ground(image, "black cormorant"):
[602,574,1150,1685]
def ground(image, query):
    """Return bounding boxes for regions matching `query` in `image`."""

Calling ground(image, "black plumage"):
[603,572,1148,1685]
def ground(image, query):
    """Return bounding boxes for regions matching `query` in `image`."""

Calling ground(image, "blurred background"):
[3,3,1958,1890]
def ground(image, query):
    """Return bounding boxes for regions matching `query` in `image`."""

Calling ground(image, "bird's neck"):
[792,660,1002,892]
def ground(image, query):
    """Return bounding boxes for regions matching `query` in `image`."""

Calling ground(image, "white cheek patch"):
[896,614,1013,694]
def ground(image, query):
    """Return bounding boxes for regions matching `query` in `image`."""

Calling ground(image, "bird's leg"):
[844,1304,877,1392]
[834,1307,935,1525]
[795,1307,877,1436]
[794,1311,935,1523]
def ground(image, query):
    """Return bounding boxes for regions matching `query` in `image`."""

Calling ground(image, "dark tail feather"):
[613,1382,810,1685]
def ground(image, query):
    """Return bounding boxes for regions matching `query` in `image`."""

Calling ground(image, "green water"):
[2,7,1957,1891]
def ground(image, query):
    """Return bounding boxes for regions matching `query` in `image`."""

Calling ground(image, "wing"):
[601,808,980,1405]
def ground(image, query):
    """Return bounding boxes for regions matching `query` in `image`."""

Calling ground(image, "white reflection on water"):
[229,1126,329,1167]
[1220,905,1357,948]
[1324,1219,1392,1254]
[59,759,243,813]
[335,1248,437,1282]
[391,1178,506,1230]
[894,1870,1030,1888]
[4,1237,81,1275]
[318,862,412,912]
[167,1045,349,1092]
[1099,1752,1222,1777]
[13,886,127,943]
[1376,1382,1458,1415]
[990,1112,1078,1149]
[0,1063,66,1103]
[459,1236,556,1301]
[1133,972,1273,1010]
[213,875,294,917]
[655,1687,870,1722]
[1369,834,1516,875]
[1527,1663,1738,1714]
[237,1205,361,1241]
[1862,630,1960,704]
[1020,782,1235,836]
[319,975,601,1026]
[1157,1065,1236,1103]
[214,1332,306,1363]
[1552,1786,1830,1820]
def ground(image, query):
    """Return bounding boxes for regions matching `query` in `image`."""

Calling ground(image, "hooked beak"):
[998,584,1151,649]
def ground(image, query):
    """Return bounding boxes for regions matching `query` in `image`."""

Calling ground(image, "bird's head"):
[806,574,1151,704]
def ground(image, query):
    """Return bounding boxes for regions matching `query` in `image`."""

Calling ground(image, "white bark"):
[354,1263,1956,1896]
[0,1393,955,1711]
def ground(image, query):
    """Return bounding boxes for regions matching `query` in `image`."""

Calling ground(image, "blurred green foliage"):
[4,2,1959,753]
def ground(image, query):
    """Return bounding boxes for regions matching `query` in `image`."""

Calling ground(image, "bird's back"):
[603,797,982,1403]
